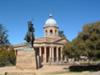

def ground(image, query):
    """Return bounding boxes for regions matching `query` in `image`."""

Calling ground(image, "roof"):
[34,36,67,44]
[44,14,58,27]
[14,37,67,48]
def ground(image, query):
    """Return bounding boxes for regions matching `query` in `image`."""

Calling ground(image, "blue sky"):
[0,0,100,44]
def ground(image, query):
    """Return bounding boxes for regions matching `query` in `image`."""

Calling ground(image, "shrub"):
[0,45,16,67]
[69,64,100,72]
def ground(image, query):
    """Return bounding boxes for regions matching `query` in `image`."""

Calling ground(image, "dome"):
[44,14,57,27]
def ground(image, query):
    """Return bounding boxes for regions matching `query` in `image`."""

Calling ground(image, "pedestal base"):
[16,48,36,70]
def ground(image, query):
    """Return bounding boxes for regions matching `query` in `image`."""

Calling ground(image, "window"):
[50,29,53,34]
[45,30,47,33]
[55,30,57,33]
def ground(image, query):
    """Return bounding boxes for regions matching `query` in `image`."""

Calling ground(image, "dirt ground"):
[0,65,100,75]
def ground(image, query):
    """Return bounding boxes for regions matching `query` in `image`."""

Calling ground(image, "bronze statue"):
[24,21,41,69]
[24,21,35,47]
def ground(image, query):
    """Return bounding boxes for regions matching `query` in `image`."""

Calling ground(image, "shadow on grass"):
[69,63,100,72]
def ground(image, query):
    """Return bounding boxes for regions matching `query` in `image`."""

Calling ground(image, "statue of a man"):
[24,21,35,47]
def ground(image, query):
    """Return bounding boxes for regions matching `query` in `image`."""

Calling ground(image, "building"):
[14,14,68,65]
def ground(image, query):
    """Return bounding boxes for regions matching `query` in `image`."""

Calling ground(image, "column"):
[49,47,52,62]
[51,47,54,62]
[39,47,42,57]
[39,47,42,64]
[43,47,47,64]
[56,47,59,62]
[61,47,63,62]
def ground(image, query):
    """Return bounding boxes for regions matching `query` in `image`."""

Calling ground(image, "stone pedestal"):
[16,47,36,70]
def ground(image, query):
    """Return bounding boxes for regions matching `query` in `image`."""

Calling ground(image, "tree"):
[72,22,100,60]
[0,24,10,45]
[0,45,16,67]
[63,42,76,59]
[59,30,66,39]
[63,21,100,61]
[0,24,16,67]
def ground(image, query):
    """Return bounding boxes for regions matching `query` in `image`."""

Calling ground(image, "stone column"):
[39,47,42,57]
[61,47,63,62]
[56,47,59,62]
[39,47,42,66]
[51,47,54,62]
[44,47,47,64]
[49,47,52,62]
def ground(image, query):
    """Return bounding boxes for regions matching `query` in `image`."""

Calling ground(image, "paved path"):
[0,65,100,75]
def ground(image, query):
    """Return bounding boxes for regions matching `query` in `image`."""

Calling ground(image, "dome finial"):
[49,14,53,18]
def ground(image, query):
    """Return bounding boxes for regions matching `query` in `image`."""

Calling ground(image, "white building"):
[15,14,68,65]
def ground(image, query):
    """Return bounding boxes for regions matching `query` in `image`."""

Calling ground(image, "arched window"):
[45,30,48,36]
[45,30,47,33]
[55,30,57,33]
[50,29,53,34]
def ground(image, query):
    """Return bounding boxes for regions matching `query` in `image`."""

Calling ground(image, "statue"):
[24,21,39,69]
[24,21,40,69]
[16,21,39,70]
[24,21,35,47]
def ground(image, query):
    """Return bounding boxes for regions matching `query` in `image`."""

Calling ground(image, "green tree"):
[0,45,16,67]
[63,21,100,61]
[72,22,100,60]
[59,30,66,39]
[0,24,10,45]
[0,24,16,67]
[63,42,75,58]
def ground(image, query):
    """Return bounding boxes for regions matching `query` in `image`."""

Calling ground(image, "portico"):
[36,45,63,64]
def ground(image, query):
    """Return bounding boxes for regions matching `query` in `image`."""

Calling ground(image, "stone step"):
[5,72,36,75]
[0,72,5,75]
